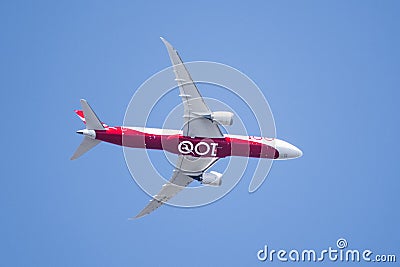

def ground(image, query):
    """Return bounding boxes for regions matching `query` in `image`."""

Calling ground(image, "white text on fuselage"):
[178,141,218,156]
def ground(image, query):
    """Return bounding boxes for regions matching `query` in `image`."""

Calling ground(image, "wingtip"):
[128,213,146,220]
[70,152,80,160]
[160,37,173,48]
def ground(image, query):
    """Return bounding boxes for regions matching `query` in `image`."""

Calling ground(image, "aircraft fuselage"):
[79,126,302,160]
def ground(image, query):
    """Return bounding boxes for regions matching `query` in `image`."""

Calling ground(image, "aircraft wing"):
[134,155,219,218]
[161,37,224,138]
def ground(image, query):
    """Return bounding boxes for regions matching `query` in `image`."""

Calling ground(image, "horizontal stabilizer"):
[70,136,101,160]
[80,99,105,130]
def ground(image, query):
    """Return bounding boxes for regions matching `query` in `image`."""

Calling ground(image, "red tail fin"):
[74,110,86,123]
[74,109,108,127]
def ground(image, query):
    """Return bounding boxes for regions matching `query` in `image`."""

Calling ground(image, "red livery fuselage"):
[94,127,280,159]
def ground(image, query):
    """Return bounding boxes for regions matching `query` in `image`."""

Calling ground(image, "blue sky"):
[1,0,399,266]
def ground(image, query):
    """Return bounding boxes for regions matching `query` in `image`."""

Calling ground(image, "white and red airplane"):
[71,38,302,218]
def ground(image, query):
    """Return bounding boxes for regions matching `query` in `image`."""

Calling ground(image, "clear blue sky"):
[1,1,399,266]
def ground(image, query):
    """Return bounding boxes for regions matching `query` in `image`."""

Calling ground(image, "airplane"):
[71,37,302,218]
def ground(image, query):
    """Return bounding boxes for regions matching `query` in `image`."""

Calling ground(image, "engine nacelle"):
[211,111,234,126]
[201,171,223,186]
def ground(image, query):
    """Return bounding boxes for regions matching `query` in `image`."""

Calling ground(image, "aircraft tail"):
[71,99,105,160]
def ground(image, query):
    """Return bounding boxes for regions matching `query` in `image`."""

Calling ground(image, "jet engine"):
[201,171,223,186]
[211,111,234,126]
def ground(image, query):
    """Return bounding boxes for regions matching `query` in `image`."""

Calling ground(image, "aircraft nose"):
[276,140,303,159]
[292,146,303,158]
